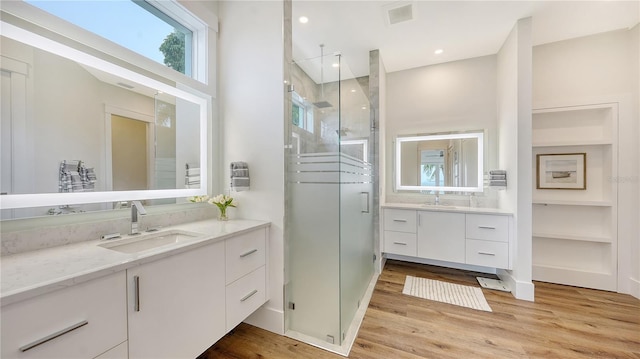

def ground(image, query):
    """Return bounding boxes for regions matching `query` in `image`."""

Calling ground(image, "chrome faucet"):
[130,201,147,235]
[434,193,440,205]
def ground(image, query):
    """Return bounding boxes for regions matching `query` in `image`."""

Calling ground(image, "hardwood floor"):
[201,260,640,358]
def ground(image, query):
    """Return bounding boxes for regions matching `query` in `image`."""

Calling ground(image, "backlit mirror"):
[0,22,208,214]
[395,132,484,192]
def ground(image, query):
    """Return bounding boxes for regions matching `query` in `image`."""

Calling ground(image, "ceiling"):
[292,1,639,82]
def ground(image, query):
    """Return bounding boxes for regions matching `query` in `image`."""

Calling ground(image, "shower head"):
[313,100,333,108]
[314,44,333,109]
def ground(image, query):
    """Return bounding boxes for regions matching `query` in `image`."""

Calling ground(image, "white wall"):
[218,0,285,333]
[533,26,640,298]
[496,17,534,301]
[1,36,159,215]
[385,55,498,202]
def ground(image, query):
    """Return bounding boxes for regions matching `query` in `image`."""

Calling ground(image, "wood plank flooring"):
[200,260,640,358]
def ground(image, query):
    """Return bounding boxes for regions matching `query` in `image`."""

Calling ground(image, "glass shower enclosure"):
[285,51,375,349]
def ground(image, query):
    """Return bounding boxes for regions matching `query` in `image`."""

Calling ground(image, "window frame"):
[3,0,213,86]
[292,91,314,133]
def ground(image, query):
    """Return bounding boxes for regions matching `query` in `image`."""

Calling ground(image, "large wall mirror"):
[395,131,484,192]
[0,21,209,216]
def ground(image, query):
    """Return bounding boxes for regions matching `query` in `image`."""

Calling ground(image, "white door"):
[1,56,31,219]
[1,70,14,219]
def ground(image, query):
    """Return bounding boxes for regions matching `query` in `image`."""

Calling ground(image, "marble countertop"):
[1,219,270,306]
[382,203,513,215]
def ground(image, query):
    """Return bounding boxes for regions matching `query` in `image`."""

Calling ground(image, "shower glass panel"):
[286,51,374,347]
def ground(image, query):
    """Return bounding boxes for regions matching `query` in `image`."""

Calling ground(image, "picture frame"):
[536,153,586,190]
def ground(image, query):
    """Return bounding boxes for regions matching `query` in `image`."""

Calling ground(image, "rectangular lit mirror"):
[0,21,209,212]
[395,131,484,192]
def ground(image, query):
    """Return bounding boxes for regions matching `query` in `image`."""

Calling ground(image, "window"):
[25,0,205,80]
[421,150,446,186]
[292,91,314,132]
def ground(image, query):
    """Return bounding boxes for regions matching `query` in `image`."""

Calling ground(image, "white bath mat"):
[402,275,492,312]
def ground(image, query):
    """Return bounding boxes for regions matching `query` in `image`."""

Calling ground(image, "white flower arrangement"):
[189,195,210,203]
[189,194,237,220]
[209,194,237,211]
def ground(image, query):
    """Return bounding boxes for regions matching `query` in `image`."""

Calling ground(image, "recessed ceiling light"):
[434,49,444,55]
[332,63,339,68]
[299,16,309,24]
[350,89,356,93]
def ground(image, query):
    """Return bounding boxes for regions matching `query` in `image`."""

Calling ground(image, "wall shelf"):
[532,199,612,207]
[531,102,618,291]
[532,232,611,243]
[532,140,613,147]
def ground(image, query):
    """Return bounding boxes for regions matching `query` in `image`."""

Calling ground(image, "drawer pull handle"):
[134,275,141,312]
[240,289,258,302]
[20,320,88,352]
[240,249,258,258]
[393,242,407,246]
[478,251,496,256]
[393,219,407,222]
[478,226,496,230]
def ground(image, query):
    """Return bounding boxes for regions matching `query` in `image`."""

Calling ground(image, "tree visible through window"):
[160,30,186,73]
[26,0,194,76]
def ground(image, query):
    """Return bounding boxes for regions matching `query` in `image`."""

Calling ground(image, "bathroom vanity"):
[1,219,269,359]
[382,204,513,270]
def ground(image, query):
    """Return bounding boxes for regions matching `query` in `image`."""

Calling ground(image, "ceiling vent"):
[384,2,415,25]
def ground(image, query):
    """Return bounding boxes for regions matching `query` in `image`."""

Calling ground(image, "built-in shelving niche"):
[532,103,618,291]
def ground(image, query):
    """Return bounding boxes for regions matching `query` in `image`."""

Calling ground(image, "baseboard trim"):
[497,269,535,301]
[630,277,640,300]
[244,304,285,335]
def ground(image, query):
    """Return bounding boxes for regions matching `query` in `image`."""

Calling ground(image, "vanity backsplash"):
[1,205,218,256]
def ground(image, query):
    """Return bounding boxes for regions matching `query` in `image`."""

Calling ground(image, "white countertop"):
[382,203,513,215]
[1,219,270,306]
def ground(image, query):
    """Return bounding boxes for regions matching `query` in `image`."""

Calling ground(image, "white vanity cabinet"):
[127,240,226,359]
[224,228,267,331]
[383,209,417,256]
[417,211,465,263]
[1,221,271,359]
[465,214,510,269]
[383,206,512,270]
[1,272,127,359]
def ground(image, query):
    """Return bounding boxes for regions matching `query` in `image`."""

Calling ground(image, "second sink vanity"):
[383,203,513,271]
[388,130,513,272]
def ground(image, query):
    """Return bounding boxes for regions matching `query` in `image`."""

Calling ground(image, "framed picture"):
[536,153,586,190]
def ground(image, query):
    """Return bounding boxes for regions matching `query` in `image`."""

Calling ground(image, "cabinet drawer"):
[466,214,509,242]
[466,239,509,268]
[1,272,127,359]
[383,209,417,233]
[226,229,266,285]
[226,266,266,331]
[384,231,417,256]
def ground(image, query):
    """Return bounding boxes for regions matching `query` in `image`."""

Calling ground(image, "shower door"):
[286,52,374,347]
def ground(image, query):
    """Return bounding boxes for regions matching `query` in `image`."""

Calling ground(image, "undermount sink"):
[98,230,204,254]
[422,203,459,209]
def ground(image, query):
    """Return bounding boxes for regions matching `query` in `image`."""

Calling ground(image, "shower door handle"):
[361,192,370,213]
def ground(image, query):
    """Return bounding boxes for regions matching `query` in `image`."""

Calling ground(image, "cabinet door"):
[1,272,126,359]
[417,211,465,263]
[127,241,225,359]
